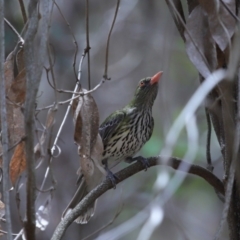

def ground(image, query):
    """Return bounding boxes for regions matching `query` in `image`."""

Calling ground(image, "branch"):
[4,18,24,43]
[18,0,27,24]
[23,0,50,238]
[0,1,12,239]
[103,0,120,80]
[165,0,186,41]
[85,0,91,89]
[51,156,224,240]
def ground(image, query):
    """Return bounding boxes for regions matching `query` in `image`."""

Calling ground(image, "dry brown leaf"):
[0,48,26,169]
[73,89,101,179]
[0,51,15,166]
[74,90,99,155]
[7,69,26,104]
[34,107,56,161]
[10,141,26,186]
[4,49,25,146]
[199,0,236,51]
[83,133,105,191]
[185,5,217,78]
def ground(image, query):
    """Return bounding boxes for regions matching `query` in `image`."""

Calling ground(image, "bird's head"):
[131,71,163,108]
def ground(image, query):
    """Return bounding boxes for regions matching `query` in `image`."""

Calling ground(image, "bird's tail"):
[62,176,96,224]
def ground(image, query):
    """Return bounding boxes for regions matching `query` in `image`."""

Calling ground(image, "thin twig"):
[4,18,24,43]
[18,0,27,24]
[0,1,12,239]
[13,229,24,240]
[0,137,26,158]
[205,108,213,171]
[219,0,240,22]
[51,156,224,240]
[54,1,78,81]
[0,229,18,236]
[47,0,58,103]
[85,0,91,89]
[47,43,58,104]
[165,0,186,41]
[37,51,86,199]
[36,94,82,111]
[103,0,120,80]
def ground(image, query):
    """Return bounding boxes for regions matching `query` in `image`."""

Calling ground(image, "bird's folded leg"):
[102,159,119,189]
[125,156,150,171]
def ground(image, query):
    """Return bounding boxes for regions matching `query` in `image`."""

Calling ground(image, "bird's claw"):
[103,159,119,188]
[125,156,150,171]
[106,169,119,189]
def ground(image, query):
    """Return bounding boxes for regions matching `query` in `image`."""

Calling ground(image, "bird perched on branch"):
[100,71,163,183]
[63,71,162,224]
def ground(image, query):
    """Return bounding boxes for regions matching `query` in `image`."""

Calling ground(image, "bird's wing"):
[99,110,126,143]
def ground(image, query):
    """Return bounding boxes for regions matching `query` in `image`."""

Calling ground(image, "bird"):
[62,71,162,224]
[99,71,163,182]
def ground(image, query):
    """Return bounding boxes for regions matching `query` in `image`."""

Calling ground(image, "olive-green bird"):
[99,71,162,178]
[63,71,162,224]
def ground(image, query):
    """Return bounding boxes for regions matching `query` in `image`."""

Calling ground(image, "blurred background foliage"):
[5,0,226,239]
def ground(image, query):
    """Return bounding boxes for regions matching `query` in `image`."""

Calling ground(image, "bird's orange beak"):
[150,71,163,85]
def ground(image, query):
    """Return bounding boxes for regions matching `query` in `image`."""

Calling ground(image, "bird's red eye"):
[139,81,145,87]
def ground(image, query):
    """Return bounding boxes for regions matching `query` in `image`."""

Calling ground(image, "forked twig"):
[4,18,24,43]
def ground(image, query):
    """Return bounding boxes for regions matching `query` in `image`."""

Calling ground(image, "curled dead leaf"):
[73,89,104,180]
[73,90,99,156]
[199,0,236,51]
[7,69,26,104]
[10,141,26,186]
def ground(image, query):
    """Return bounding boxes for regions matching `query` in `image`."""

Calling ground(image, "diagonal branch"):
[165,0,186,41]
[51,156,224,240]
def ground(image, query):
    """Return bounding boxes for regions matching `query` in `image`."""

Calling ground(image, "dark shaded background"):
[4,0,226,239]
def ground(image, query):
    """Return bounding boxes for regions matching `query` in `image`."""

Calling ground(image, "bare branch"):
[103,0,120,80]
[165,0,186,41]
[18,0,27,24]
[51,156,224,240]
[53,1,78,81]
[0,1,12,239]
[23,0,50,238]
[4,18,24,44]
[85,0,91,89]
[219,0,240,22]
